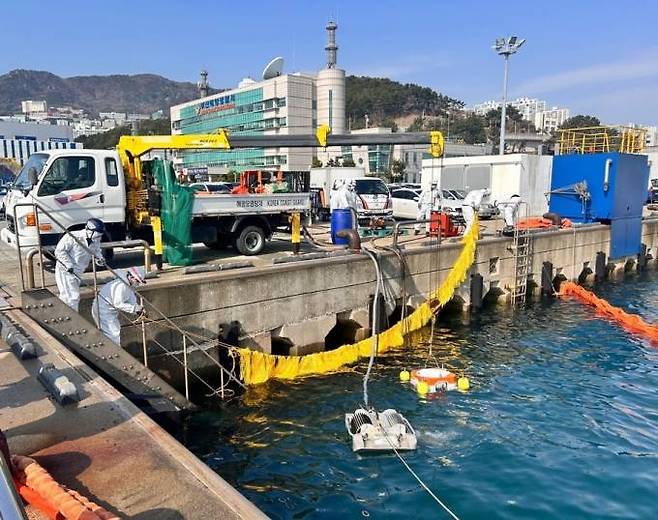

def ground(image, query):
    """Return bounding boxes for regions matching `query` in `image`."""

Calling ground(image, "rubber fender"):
[37,363,79,405]
[0,317,17,341]
[6,330,37,360]
[542,212,561,226]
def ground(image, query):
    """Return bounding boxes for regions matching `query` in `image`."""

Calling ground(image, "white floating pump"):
[345,249,417,453]
[345,408,417,452]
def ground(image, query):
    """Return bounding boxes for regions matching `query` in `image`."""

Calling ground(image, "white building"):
[21,100,48,120]
[534,107,570,133]
[472,97,569,132]
[170,21,346,172]
[471,100,501,116]
[0,120,80,167]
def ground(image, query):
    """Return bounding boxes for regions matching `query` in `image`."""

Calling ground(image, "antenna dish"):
[262,57,284,80]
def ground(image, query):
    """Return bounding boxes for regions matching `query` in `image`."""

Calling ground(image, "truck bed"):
[192,192,311,216]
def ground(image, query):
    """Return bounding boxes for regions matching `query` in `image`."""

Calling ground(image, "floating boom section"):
[559,281,658,344]
[237,217,479,385]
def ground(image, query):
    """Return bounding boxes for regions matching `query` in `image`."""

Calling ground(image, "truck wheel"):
[234,225,265,255]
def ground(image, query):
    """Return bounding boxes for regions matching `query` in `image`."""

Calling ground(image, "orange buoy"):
[410,368,458,394]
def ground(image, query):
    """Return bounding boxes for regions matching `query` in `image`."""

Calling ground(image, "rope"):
[378,422,460,520]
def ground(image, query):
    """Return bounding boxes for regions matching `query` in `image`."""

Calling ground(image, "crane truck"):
[1,128,443,259]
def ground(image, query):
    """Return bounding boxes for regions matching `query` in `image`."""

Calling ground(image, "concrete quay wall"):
[111,219,658,365]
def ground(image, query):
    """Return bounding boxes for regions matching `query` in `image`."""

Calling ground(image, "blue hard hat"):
[86,218,105,234]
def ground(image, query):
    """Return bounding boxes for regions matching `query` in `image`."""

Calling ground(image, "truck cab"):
[2,150,127,249]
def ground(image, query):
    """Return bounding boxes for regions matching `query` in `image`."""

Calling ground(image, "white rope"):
[387,439,460,520]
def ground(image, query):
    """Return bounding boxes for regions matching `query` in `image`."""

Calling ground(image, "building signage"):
[186,167,208,175]
[15,135,37,141]
[48,137,70,143]
[196,94,236,116]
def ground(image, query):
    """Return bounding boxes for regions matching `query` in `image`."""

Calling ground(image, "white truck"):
[309,167,392,222]
[2,148,310,256]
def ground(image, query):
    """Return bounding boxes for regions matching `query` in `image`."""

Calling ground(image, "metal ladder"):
[511,204,531,307]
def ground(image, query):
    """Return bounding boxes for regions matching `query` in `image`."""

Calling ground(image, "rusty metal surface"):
[21,289,191,413]
[1,309,267,519]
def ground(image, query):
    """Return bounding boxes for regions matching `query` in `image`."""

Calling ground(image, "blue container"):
[331,209,353,245]
[549,152,649,223]
[549,152,650,258]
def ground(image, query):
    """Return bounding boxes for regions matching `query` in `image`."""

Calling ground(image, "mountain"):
[0,69,217,116]
[345,76,464,129]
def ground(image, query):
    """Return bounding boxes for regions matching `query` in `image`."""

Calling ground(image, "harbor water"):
[184,271,658,519]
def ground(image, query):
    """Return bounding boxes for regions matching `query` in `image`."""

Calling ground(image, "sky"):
[5,0,658,125]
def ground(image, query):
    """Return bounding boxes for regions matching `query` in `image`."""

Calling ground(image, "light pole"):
[493,36,526,155]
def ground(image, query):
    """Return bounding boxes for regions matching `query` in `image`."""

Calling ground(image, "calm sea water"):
[183,271,658,519]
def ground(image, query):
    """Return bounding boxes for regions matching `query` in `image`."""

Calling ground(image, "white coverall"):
[502,195,522,227]
[345,181,359,212]
[329,180,345,212]
[415,187,437,232]
[461,189,490,233]
[91,272,142,345]
[54,230,103,311]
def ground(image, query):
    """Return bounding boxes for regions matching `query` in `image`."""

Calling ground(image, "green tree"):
[342,157,356,167]
[450,114,487,144]
[558,115,601,130]
[389,159,406,181]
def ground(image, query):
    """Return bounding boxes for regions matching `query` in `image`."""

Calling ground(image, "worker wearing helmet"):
[92,266,147,345]
[54,218,105,311]
[461,188,491,234]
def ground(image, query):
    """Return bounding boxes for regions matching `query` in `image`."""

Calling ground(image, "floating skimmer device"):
[345,249,417,452]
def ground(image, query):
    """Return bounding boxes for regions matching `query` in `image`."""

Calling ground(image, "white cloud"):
[515,49,658,96]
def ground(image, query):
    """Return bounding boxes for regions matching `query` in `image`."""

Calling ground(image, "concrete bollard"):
[37,364,79,405]
[6,331,37,360]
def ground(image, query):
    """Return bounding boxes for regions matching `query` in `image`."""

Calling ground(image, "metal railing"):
[557,126,647,155]
[12,201,244,401]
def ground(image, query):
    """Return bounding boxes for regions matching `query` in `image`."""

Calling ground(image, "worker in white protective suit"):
[329,179,344,212]
[461,188,491,233]
[91,266,147,345]
[415,185,438,234]
[345,179,359,212]
[54,218,105,311]
[500,194,522,234]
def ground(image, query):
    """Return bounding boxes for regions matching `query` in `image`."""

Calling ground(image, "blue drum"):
[331,209,353,245]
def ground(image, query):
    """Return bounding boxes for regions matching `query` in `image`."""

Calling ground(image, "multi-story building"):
[534,107,570,133]
[170,21,345,173]
[0,120,80,168]
[21,100,49,120]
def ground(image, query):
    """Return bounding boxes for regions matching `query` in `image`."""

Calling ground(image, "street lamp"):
[493,36,526,155]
